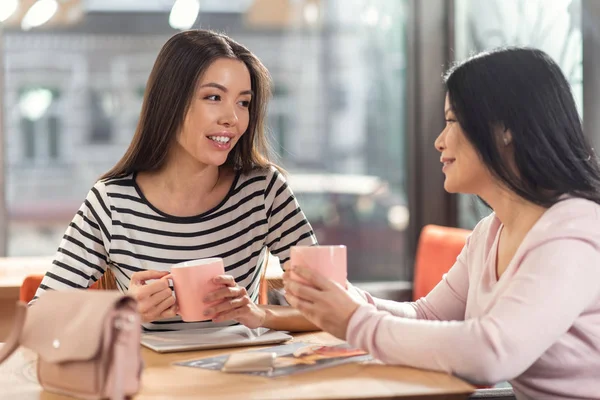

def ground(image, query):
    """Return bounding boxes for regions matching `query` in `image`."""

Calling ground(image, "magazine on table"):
[175,341,373,377]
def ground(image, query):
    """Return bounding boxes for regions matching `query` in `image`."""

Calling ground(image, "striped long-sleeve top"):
[33,166,317,331]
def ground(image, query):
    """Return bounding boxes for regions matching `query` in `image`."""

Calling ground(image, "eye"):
[204,94,221,101]
[238,100,251,108]
[445,119,457,124]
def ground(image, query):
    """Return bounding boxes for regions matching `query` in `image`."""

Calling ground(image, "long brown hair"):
[101,30,273,180]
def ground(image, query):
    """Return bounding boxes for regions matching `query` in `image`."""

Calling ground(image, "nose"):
[434,129,445,153]
[218,103,238,127]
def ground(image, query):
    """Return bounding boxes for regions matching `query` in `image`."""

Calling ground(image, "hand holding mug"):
[283,265,360,339]
[202,275,267,329]
[127,270,177,323]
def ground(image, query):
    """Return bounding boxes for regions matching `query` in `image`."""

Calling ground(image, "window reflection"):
[17,87,61,162]
[4,0,409,282]
[292,174,409,281]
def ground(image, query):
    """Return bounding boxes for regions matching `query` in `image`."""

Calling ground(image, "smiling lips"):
[440,157,455,172]
[208,135,231,144]
[207,132,234,150]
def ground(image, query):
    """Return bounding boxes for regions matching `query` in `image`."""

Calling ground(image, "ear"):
[502,128,512,146]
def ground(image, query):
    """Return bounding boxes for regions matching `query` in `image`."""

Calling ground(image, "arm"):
[261,304,319,331]
[348,238,471,321]
[263,168,319,330]
[347,239,600,384]
[263,168,318,265]
[31,184,112,302]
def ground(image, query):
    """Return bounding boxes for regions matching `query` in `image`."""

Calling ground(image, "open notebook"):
[141,326,293,353]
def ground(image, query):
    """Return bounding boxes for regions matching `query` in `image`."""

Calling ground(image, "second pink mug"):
[290,245,347,287]
[170,257,225,322]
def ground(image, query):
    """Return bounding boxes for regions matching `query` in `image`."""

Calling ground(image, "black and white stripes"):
[33,166,317,331]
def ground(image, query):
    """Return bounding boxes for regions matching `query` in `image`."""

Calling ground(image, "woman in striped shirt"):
[33,29,318,332]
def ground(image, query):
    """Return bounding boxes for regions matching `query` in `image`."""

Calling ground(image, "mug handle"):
[161,273,180,315]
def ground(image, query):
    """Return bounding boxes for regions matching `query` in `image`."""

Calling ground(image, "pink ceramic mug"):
[170,257,225,322]
[290,245,347,287]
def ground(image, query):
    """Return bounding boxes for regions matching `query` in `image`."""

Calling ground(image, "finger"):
[154,292,176,316]
[150,286,174,304]
[206,296,249,316]
[213,303,253,323]
[284,280,322,302]
[282,269,292,282]
[203,286,246,303]
[212,275,236,287]
[285,291,315,314]
[158,304,178,320]
[291,266,335,291]
[130,270,170,285]
[282,261,291,271]
[138,286,173,313]
[136,278,170,299]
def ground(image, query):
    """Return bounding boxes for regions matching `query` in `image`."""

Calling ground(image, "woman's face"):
[176,57,252,168]
[434,95,492,194]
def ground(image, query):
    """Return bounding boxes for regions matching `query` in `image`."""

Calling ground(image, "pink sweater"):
[347,197,600,400]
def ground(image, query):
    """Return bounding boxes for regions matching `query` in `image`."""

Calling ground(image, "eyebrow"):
[199,82,253,96]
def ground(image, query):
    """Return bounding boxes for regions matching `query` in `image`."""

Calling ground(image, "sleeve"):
[31,182,113,302]
[263,167,318,266]
[345,238,600,385]
[347,234,471,321]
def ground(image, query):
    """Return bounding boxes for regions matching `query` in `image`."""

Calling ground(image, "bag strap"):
[112,333,125,400]
[0,302,27,364]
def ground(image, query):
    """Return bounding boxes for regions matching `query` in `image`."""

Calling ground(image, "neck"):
[154,144,220,197]
[480,185,548,235]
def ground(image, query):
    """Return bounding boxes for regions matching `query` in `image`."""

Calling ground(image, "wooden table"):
[0,331,474,400]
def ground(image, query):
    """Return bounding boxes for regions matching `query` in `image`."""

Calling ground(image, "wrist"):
[258,305,273,328]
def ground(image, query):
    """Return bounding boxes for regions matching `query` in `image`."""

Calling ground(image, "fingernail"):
[203,297,210,302]
[204,309,212,316]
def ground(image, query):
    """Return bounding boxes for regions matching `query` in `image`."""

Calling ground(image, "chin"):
[443,180,461,194]
[196,153,230,167]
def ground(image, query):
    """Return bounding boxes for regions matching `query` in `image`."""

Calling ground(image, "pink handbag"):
[0,290,143,399]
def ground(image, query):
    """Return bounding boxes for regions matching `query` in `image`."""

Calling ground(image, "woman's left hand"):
[203,275,266,329]
[283,266,361,339]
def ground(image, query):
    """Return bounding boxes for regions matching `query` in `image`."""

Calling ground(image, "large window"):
[2,0,409,282]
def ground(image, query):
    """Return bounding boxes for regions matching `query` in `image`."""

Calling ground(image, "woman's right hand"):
[127,270,177,323]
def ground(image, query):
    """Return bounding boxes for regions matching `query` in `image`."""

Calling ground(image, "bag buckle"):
[114,314,136,331]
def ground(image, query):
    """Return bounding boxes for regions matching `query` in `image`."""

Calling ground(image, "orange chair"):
[412,224,471,301]
[20,272,106,303]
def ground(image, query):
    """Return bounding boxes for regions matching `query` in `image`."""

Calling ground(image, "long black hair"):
[444,47,600,207]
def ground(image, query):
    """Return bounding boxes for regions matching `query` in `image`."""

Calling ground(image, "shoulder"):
[527,197,600,248]
[86,174,136,208]
[96,174,135,194]
[238,165,288,193]
[464,212,501,254]
[241,165,285,181]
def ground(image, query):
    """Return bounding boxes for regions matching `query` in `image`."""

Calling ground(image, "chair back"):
[19,275,45,303]
[413,224,471,301]
[19,270,111,303]
[97,268,118,291]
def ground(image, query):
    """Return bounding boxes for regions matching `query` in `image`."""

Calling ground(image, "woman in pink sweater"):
[283,47,600,400]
